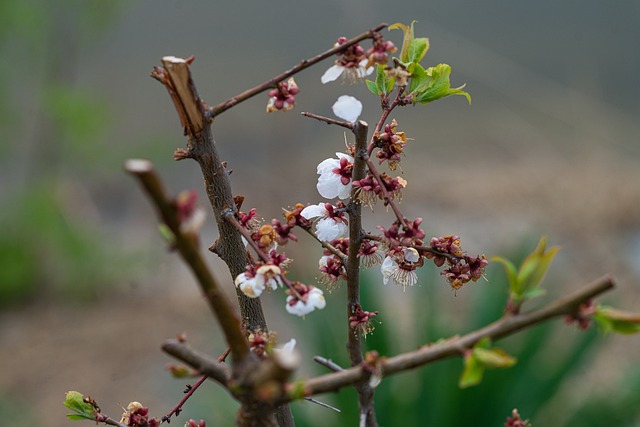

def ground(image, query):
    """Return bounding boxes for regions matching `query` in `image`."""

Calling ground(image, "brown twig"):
[209,23,388,118]
[301,112,354,130]
[125,160,251,365]
[300,226,349,264]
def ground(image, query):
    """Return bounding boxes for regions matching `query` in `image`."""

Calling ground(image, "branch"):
[301,112,354,130]
[292,274,615,399]
[209,23,388,118]
[125,160,251,364]
[345,121,377,427]
[162,339,233,386]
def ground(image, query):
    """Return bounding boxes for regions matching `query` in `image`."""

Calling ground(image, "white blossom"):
[316,152,353,200]
[300,203,348,242]
[286,287,326,316]
[332,95,363,123]
[321,59,373,84]
[235,265,282,298]
[381,248,420,290]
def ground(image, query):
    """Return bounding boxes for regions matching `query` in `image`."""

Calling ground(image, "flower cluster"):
[286,281,326,316]
[381,247,422,290]
[318,238,349,289]
[353,172,407,207]
[321,37,373,84]
[564,299,596,330]
[373,119,409,171]
[358,240,383,268]
[266,78,299,112]
[423,236,488,290]
[120,402,159,427]
[235,262,283,298]
[504,409,530,427]
[247,330,276,358]
[301,202,348,242]
[186,420,207,427]
[349,305,379,337]
[377,217,425,248]
[365,33,397,67]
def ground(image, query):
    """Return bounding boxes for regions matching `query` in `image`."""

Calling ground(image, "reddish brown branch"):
[301,112,354,130]
[209,23,388,118]
[293,274,615,398]
[125,160,251,365]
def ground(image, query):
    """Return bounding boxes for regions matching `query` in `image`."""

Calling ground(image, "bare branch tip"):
[124,159,153,174]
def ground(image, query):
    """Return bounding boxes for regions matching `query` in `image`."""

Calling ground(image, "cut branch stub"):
[152,56,207,137]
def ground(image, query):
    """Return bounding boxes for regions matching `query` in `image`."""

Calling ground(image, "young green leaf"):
[459,352,484,388]
[516,236,559,297]
[366,79,380,95]
[64,391,95,421]
[474,347,517,369]
[490,255,518,292]
[411,64,471,105]
[390,21,430,65]
[594,306,640,334]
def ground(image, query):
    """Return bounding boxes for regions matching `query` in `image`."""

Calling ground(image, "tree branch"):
[294,274,615,398]
[345,119,378,426]
[209,23,388,118]
[125,160,251,365]
[162,339,233,386]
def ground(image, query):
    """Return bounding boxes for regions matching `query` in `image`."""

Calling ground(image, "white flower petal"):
[357,59,375,78]
[332,95,362,122]
[381,256,398,285]
[317,157,339,174]
[336,181,353,200]
[300,203,327,219]
[319,255,332,267]
[307,288,326,309]
[336,152,354,162]
[235,273,265,298]
[316,218,347,241]
[321,64,345,84]
[403,247,420,263]
[317,172,343,199]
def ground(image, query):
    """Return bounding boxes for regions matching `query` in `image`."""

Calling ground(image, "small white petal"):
[403,247,420,263]
[281,338,297,353]
[336,181,353,200]
[235,273,264,298]
[316,218,347,241]
[307,288,326,309]
[381,256,398,285]
[319,255,332,267]
[317,172,343,199]
[332,95,362,122]
[336,152,354,162]
[357,59,375,78]
[300,203,327,219]
[321,64,345,84]
[317,157,340,174]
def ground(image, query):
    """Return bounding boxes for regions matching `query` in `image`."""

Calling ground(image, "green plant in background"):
[0,0,142,305]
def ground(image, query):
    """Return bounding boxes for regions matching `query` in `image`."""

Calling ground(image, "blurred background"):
[1,0,639,426]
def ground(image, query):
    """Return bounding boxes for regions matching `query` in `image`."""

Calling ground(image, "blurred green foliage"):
[0,0,133,305]
[286,243,640,426]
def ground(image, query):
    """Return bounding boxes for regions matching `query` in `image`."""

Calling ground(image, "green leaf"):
[490,256,518,291]
[158,224,175,245]
[516,237,559,297]
[389,22,413,63]
[474,347,517,369]
[594,306,640,335]
[411,64,471,105]
[64,391,95,421]
[459,353,484,388]
[407,36,429,63]
[366,79,379,95]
